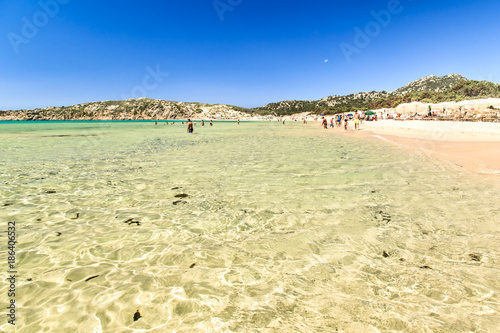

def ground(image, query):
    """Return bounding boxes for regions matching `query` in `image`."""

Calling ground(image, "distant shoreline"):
[0,119,248,123]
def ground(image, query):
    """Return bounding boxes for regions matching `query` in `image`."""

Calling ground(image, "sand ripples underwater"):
[1,121,499,332]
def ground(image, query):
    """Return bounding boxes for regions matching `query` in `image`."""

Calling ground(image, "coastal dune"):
[395,98,500,116]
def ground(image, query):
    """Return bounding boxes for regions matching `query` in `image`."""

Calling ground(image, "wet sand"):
[359,120,500,175]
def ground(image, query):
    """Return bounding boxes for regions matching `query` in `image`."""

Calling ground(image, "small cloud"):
[324,59,329,63]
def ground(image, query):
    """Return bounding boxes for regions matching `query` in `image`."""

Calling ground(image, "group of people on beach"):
[169,113,364,134]
[187,119,213,133]
[322,112,362,131]
[154,119,215,133]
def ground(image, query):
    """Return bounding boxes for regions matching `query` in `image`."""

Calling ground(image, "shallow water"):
[1,121,499,332]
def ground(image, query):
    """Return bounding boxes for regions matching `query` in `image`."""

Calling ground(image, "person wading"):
[187,119,194,133]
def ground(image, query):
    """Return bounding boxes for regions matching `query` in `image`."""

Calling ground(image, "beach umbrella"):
[365,111,375,115]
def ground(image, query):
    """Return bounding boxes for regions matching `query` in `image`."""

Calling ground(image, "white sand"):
[359,120,500,174]
[362,120,500,142]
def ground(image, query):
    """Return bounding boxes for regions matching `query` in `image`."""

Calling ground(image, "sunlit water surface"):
[1,121,499,332]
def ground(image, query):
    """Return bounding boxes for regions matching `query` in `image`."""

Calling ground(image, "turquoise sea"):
[1,121,499,332]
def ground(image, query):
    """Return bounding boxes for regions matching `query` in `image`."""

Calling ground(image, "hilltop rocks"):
[0,98,253,121]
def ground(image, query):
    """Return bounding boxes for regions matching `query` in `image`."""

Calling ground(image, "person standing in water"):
[210,120,213,126]
[201,120,205,126]
[187,119,194,133]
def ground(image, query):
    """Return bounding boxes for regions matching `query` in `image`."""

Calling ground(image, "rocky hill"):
[393,74,465,95]
[0,99,253,121]
[2,74,497,120]
[254,74,471,115]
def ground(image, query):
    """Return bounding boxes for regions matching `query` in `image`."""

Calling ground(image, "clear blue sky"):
[1,0,499,110]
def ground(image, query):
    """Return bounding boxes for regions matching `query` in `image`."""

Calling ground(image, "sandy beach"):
[358,120,500,175]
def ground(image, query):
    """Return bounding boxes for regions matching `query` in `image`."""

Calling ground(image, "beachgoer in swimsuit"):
[187,119,194,133]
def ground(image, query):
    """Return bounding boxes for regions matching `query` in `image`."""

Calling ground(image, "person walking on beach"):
[322,117,328,129]
[344,116,348,130]
[354,113,360,130]
[187,119,194,133]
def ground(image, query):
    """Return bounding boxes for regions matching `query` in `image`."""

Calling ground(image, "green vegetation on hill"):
[3,74,499,120]
[254,78,500,116]
[253,100,329,116]
[0,98,253,121]
[370,80,500,109]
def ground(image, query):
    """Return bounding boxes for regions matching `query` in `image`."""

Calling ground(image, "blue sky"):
[1,0,499,109]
